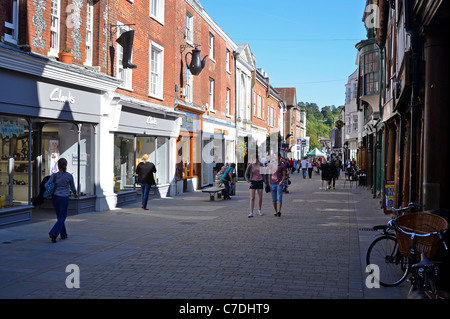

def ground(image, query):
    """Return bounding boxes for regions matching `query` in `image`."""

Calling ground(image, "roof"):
[275,87,297,107]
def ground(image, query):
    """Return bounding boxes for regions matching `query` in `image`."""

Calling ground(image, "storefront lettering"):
[49,88,76,104]
[146,116,157,125]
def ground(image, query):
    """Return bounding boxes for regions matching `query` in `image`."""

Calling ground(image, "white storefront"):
[202,116,236,186]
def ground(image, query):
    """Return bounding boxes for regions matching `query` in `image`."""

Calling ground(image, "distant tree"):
[300,101,344,150]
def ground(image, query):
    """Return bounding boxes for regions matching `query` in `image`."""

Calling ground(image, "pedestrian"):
[320,159,330,190]
[268,153,286,217]
[215,165,225,188]
[329,159,338,189]
[308,159,313,178]
[136,154,157,210]
[45,158,77,243]
[335,157,342,179]
[245,156,264,217]
[301,157,308,179]
[221,163,235,200]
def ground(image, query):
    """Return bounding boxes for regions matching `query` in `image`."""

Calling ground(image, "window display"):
[41,123,95,197]
[114,134,135,193]
[0,117,31,208]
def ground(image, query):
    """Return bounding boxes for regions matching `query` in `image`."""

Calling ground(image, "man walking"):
[301,157,308,179]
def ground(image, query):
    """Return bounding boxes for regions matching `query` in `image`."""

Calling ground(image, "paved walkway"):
[0,171,410,300]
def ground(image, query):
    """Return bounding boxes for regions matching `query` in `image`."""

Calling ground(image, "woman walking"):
[320,159,331,190]
[268,153,286,217]
[245,156,264,218]
[45,158,77,243]
[136,154,157,210]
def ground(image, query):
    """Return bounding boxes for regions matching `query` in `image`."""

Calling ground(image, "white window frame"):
[49,0,61,56]
[4,0,19,44]
[226,88,231,116]
[150,0,165,25]
[257,94,261,118]
[209,33,214,61]
[116,22,133,90]
[186,11,193,45]
[185,67,193,103]
[226,49,230,73]
[209,78,215,111]
[84,0,94,65]
[149,41,164,99]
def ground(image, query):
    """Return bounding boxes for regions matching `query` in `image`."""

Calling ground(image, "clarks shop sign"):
[49,87,76,104]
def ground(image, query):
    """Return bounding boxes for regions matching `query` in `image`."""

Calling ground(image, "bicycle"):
[391,213,448,299]
[366,202,421,287]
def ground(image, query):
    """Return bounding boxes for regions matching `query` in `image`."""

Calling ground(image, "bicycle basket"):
[395,212,448,259]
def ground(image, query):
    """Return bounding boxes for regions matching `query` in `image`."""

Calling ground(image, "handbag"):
[44,182,55,199]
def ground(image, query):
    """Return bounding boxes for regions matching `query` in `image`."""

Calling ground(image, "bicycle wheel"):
[366,235,410,287]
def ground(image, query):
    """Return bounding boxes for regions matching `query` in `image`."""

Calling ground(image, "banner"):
[383,180,395,214]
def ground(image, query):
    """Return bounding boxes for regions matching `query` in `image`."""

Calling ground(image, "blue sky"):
[199,0,367,109]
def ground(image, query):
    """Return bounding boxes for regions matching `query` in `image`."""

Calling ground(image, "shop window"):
[0,117,31,208]
[156,137,169,185]
[136,136,170,186]
[114,134,135,192]
[41,123,95,197]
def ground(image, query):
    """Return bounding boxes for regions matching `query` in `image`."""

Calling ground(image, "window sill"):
[148,93,164,101]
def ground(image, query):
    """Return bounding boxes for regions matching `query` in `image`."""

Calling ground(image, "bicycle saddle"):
[412,253,442,269]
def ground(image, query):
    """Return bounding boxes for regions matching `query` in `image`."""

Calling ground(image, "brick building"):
[0,0,287,227]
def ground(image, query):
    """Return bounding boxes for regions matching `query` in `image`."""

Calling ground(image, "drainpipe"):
[405,0,420,204]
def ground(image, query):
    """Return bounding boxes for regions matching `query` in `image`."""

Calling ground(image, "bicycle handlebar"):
[391,202,422,213]
[389,219,448,251]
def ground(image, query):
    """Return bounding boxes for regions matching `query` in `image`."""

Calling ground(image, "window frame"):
[4,0,19,44]
[49,0,61,56]
[150,0,165,25]
[226,88,231,116]
[208,33,215,61]
[84,0,94,65]
[208,78,215,111]
[186,11,194,45]
[149,41,164,100]
[226,49,230,73]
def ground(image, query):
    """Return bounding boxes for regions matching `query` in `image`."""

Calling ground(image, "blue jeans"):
[270,184,283,203]
[302,168,307,178]
[141,183,152,209]
[50,195,69,238]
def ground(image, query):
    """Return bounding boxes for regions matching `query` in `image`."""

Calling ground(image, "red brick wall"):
[1,0,236,118]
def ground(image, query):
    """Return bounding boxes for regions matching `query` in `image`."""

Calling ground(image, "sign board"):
[297,139,301,144]
[383,180,395,214]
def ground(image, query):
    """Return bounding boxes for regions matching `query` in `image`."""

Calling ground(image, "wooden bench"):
[202,187,224,201]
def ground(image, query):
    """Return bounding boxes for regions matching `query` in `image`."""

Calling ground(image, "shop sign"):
[0,121,25,138]
[146,116,157,126]
[49,87,76,104]
[384,180,395,214]
[182,112,199,132]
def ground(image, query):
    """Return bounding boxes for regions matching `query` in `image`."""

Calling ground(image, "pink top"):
[251,165,263,181]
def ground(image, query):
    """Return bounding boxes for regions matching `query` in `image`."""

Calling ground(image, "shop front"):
[202,117,236,187]
[113,95,183,206]
[0,45,120,227]
[174,105,203,193]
